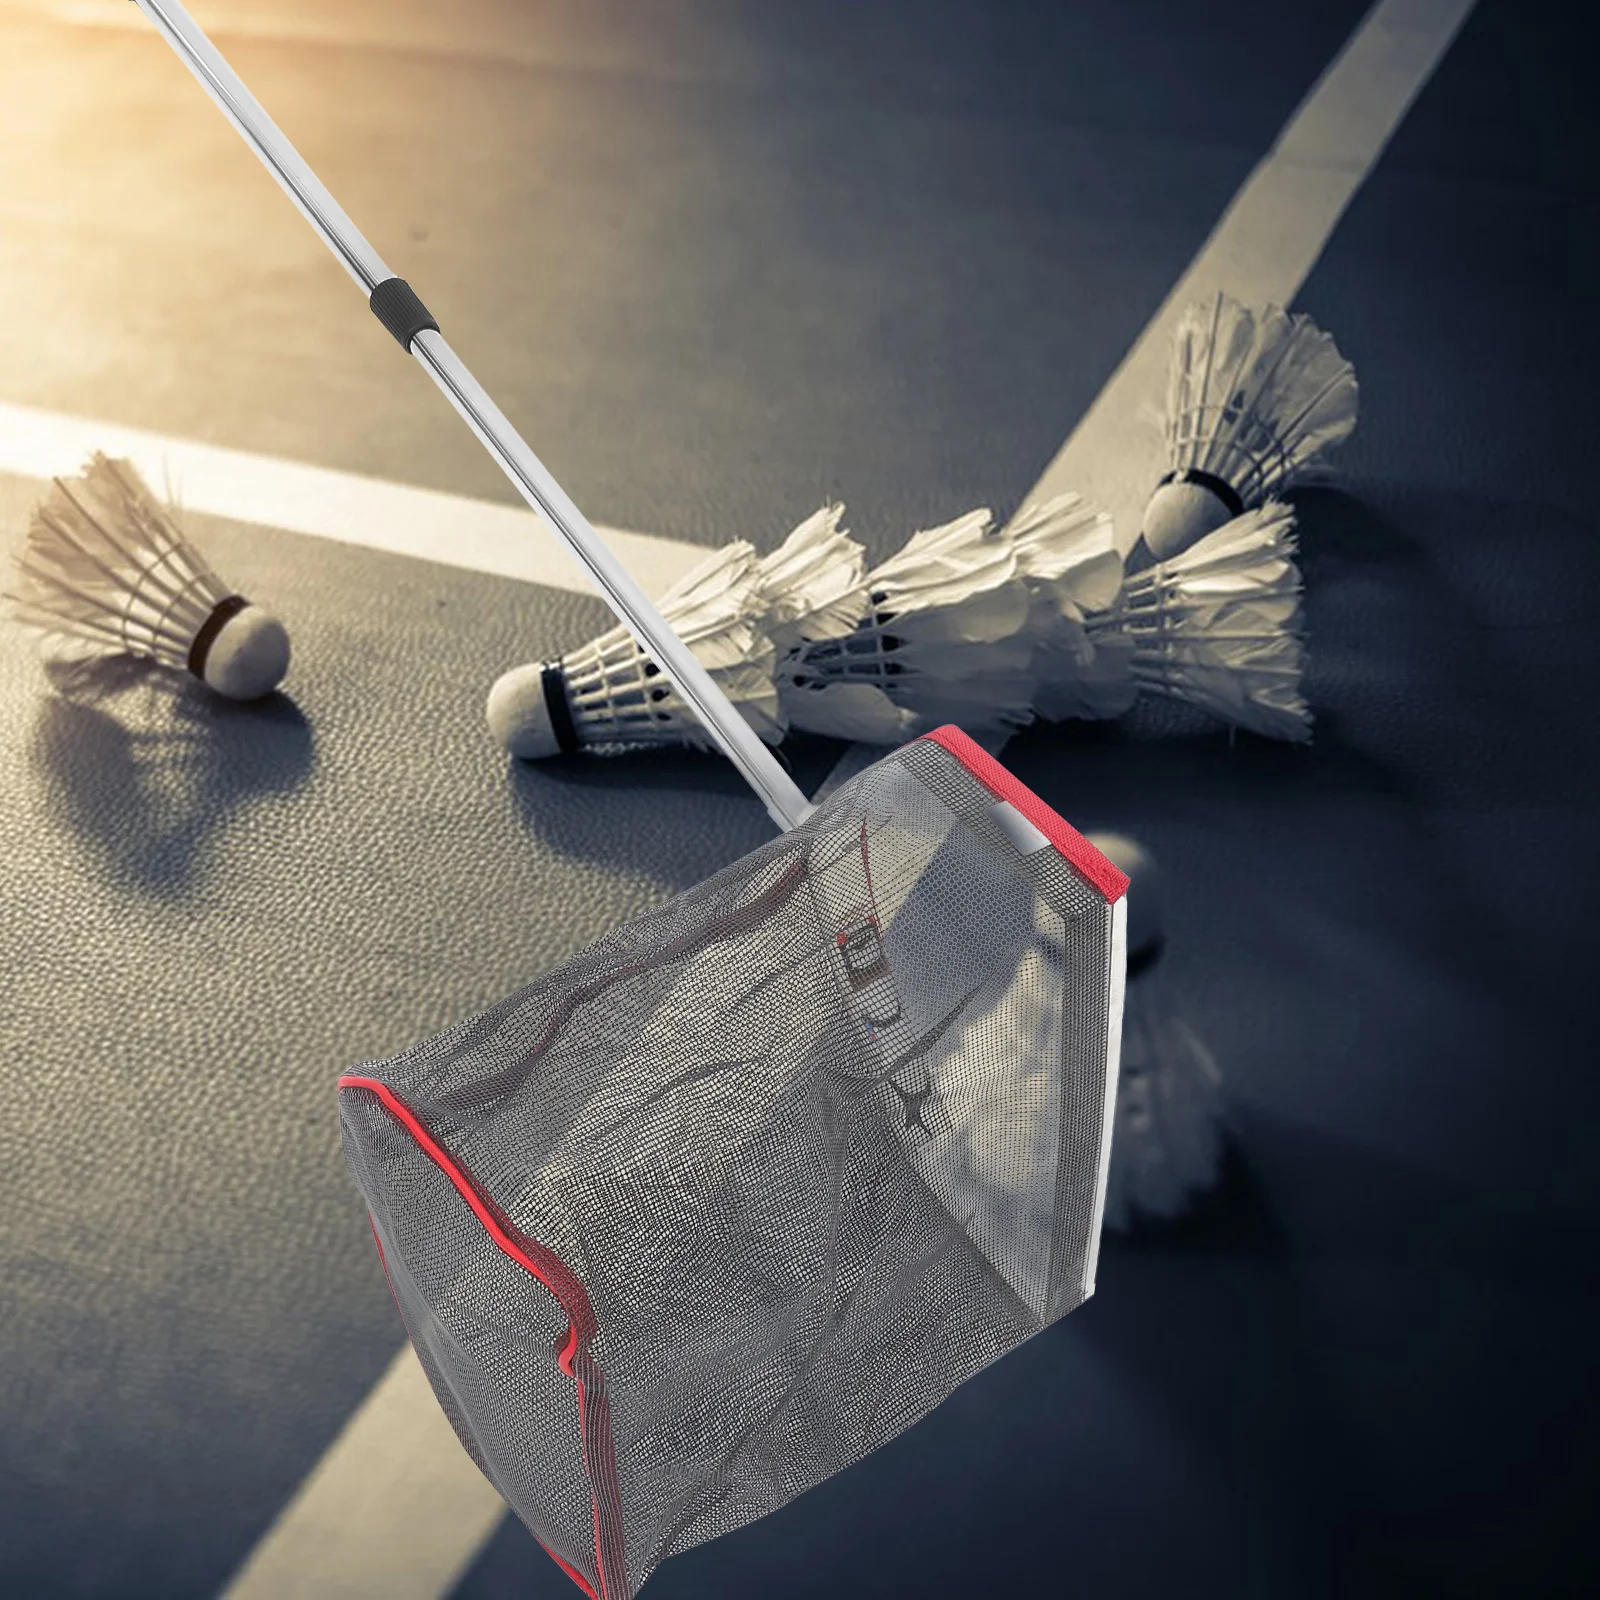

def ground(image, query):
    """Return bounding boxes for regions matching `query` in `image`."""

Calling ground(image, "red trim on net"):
[340,1075,627,1600]
[919,726,1129,903]
[542,1544,601,1600]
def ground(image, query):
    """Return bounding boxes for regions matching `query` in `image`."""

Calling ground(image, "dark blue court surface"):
[0,1,1594,1597]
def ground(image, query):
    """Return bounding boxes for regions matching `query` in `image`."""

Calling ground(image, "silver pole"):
[130,0,815,833]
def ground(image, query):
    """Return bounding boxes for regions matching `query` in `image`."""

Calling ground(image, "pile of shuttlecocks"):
[2,452,290,700]
[487,291,1356,761]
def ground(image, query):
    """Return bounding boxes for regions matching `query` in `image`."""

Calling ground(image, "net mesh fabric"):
[339,736,1121,1598]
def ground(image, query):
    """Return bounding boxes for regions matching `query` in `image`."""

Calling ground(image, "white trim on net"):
[1081,893,1128,1301]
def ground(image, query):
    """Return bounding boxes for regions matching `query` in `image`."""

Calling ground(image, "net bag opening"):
[339,728,1128,1598]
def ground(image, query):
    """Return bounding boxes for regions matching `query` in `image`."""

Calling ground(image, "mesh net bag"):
[339,726,1128,1598]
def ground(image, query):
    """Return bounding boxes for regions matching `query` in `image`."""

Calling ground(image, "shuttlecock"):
[1090,501,1310,742]
[776,508,1039,745]
[1088,832,1225,1232]
[1008,492,1138,723]
[1,454,289,700]
[486,536,781,758]
[1144,292,1358,560]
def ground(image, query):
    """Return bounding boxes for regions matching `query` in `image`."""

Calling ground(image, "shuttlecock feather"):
[777,509,1039,744]
[1091,501,1310,742]
[1008,493,1138,722]
[1,453,290,699]
[1088,832,1226,1233]
[752,502,866,652]
[1144,292,1358,560]
[486,537,781,759]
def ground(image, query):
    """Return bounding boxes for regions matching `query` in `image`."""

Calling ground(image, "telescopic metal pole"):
[128,0,815,833]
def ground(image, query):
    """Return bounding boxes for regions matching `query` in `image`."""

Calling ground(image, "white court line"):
[210,1,1476,1595]
[218,1350,509,1600]
[0,400,709,602]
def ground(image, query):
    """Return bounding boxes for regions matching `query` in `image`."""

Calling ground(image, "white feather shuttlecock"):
[486,537,781,759]
[1008,492,1138,723]
[776,508,1039,745]
[1089,501,1310,742]
[1144,291,1358,560]
[1088,832,1226,1233]
[1,453,290,700]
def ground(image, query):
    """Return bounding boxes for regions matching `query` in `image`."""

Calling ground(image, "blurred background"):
[0,0,1595,1596]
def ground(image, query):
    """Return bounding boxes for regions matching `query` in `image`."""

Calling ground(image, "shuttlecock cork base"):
[1142,470,1244,565]
[486,661,574,759]
[180,593,290,699]
[2,454,289,700]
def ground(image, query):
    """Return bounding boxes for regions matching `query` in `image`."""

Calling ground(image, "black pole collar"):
[369,277,440,352]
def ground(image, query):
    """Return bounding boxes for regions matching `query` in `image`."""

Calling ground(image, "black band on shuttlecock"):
[541,661,580,754]
[187,594,250,679]
[369,278,440,352]
[1125,933,1166,981]
[1156,467,1244,519]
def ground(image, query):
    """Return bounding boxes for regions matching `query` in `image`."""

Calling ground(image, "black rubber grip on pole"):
[369,277,439,351]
